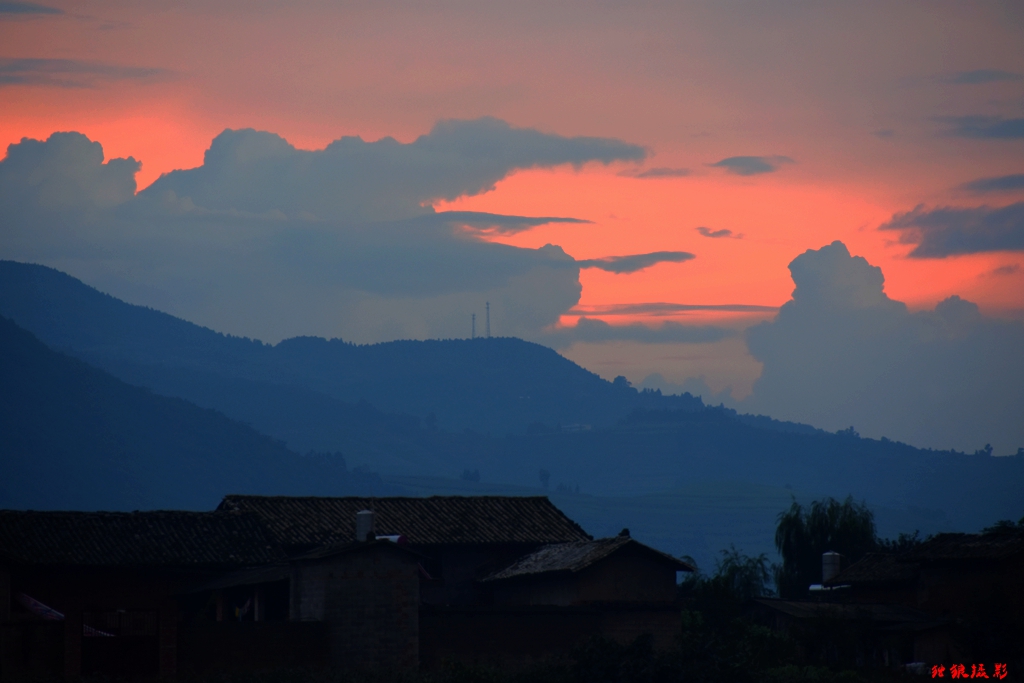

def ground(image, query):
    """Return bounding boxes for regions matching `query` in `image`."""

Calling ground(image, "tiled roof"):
[482,536,694,582]
[217,495,591,551]
[0,510,283,567]
[825,532,1024,587]
[898,532,1024,562]
[824,553,919,587]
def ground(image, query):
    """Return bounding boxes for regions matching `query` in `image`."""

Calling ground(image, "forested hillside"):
[0,260,702,436]
[0,316,391,510]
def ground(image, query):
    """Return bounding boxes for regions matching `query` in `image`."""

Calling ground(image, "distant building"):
[752,529,1024,668]
[0,496,694,679]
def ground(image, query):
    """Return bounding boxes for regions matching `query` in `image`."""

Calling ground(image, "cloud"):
[935,116,1024,139]
[988,264,1020,277]
[708,155,794,176]
[873,129,895,138]
[576,251,694,274]
[144,119,645,222]
[695,226,743,239]
[618,167,691,179]
[742,241,1024,454]
[0,58,166,88]
[570,302,777,316]
[943,69,1024,85]
[960,174,1024,194]
[538,317,734,349]
[0,124,654,345]
[0,132,139,212]
[0,2,61,14]
[879,202,1024,257]
[422,211,590,237]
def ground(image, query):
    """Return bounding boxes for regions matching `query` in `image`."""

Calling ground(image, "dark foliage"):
[873,531,925,554]
[774,497,878,598]
[680,546,775,618]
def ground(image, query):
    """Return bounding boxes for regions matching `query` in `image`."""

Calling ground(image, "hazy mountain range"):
[2,259,1021,570]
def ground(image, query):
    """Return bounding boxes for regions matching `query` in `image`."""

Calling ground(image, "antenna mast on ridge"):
[486,302,491,338]
[471,313,476,340]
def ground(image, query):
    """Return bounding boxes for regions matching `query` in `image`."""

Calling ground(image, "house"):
[750,598,942,668]
[752,528,1024,668]
[482,531,691,607]
[416,530,693,666]
[821,529,1024,664]
[0,510,283,680]
[216,495,591,606]
[1,496,692,679]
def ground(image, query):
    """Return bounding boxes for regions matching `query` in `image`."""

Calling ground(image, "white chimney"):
[822,551,842,583]
[355,510,375,542]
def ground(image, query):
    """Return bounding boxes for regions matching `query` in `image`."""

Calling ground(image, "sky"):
[1,0,1023,454]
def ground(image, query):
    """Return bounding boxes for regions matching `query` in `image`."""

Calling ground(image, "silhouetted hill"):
[454,408,1024,532]
[2,260,1021,544]
[0,260,705,438]
[0,315,392,511]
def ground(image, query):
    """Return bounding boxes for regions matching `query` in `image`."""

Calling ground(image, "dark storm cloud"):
[880,202,1024,257]
[960,174,1024,194]
[935,116,1024,139]
[0,2,61,14]
[538,316,734,349]
[695,226,742,239]
[570,302,776,316]
[144,118,645,222]
[742,241,1024,454]
[0,125,650,344]
[708,155,794,176]
[944,69,1024,85]
[617,167,691,179]
[576,251,694,274]
[0,58,166,88]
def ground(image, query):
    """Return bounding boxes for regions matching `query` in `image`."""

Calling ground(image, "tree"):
[774,496,876,598]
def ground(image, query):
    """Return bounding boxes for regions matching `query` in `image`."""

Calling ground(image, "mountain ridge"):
[0,314,393,511]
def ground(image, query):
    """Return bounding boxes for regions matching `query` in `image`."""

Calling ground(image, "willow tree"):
[774,496,877,598]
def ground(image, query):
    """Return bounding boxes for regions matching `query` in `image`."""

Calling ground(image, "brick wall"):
[290,544,420,672]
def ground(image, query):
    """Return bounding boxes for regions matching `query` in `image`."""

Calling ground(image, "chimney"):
[355,510,375,542]
[822,551,842,583]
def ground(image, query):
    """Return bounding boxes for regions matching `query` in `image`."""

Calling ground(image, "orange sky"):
[2,0,1023,392]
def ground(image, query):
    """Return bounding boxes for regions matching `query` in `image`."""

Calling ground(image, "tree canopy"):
[774,496,877,598]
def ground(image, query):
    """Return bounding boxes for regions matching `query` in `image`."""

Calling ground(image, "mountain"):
[0,261,704,444]
[0,315,391,511]
[2,260,1021,562]
[463,408,1023,532]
